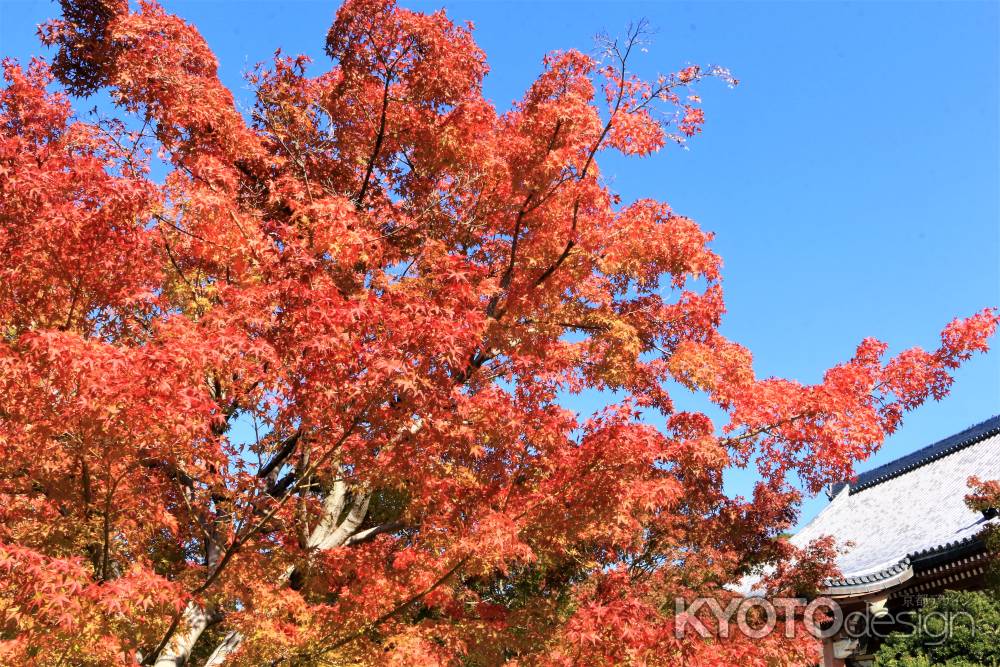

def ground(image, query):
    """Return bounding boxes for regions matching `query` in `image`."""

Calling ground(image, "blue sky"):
[2,0,997,526]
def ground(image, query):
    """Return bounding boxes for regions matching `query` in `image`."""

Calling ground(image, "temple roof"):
[792,414,1000,595]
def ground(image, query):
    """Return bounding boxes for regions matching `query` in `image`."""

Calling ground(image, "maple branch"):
[588,20,642,175]
[530,234,576,292]
[144,613,183,666]
[486,118,565,320]
[526,22,643,297]
[343,520,405,546]
[507,122,565,280]
[454,347,497,384]
[523,317,609,333]
[146,603,221,667]
[79,456,93,517]
[257,428,302,480]
[147,410,370,664]
[267,471,298,498]
[261,109,317,205]
[203,629,242,667]
[355,74,393,207]
[140,457,197,488]
[195,440,349,594]
[62,277,82,332]
[308,489,371,550]
[720,413,812,448]
[199,482,401,664]
[152,213,212,245]
[99,488,113,582]
[302,555,470,661]
[159,232,199,304]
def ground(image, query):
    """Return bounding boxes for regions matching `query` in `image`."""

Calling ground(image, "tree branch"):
[355,75,393,207]
[257,429,302,480]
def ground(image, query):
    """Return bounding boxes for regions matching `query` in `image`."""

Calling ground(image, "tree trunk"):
[153,602,217,667]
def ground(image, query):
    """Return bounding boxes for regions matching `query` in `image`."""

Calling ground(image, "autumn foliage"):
[0,0,996,664]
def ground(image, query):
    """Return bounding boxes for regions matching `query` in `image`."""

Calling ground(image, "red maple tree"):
[0,0,996,664]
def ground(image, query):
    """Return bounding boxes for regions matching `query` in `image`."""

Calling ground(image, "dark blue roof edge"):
[823,533,988,589]
[823,556,911,589]
[849,414,1000,495]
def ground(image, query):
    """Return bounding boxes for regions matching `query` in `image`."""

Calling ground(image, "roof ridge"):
[849,414,1000,494]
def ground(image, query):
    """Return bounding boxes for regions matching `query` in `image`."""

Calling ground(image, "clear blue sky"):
[2,0,997,526]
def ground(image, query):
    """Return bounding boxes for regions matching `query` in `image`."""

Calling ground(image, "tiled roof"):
[850,415,1000,493]
[792,415,1000,592]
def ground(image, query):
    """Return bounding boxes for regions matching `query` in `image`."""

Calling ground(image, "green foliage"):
[875,589,1000,667]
